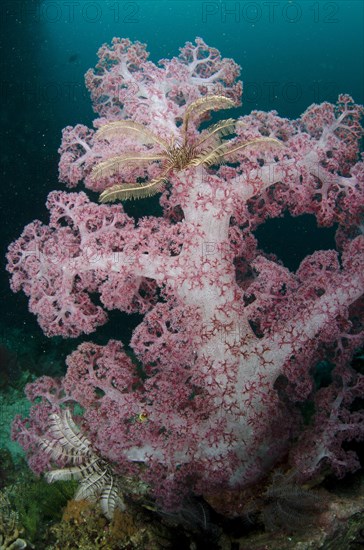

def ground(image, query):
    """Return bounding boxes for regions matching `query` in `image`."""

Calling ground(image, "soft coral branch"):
[7,37,364,513]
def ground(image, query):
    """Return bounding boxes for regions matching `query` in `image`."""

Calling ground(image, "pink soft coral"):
[7,38,364,513]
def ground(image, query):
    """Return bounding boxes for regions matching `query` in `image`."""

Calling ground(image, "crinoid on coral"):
[261,470,325,533]
[39,409,148,520]
[91,95,281,202]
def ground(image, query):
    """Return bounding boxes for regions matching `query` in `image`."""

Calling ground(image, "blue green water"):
[25,0,364,121]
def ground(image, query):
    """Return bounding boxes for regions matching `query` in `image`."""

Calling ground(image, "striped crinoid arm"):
[190,137,283,167]
[219,136,283,160]
[99,173,168,202]
[195,118,237,149]
[95,120,169,149]
[39,409,92,464]
[91,152,167,181]
[182,95,236,133]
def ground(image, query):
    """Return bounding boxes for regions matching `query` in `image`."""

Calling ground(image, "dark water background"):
[0,0,363,346]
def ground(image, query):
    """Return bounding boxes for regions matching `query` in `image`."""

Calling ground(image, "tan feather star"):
[90,95,282,203]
